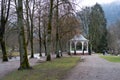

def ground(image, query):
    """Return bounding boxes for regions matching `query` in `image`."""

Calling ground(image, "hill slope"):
[102,2,120,26]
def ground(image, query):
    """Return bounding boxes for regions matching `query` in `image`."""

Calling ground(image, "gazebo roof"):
[71,34,88,41]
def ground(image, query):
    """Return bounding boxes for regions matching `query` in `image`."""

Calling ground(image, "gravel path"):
[64,54,120,80]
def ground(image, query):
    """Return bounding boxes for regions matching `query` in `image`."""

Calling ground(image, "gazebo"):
[70,34,89,55]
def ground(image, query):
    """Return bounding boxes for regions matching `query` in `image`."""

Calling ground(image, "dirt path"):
[64,54,120,80]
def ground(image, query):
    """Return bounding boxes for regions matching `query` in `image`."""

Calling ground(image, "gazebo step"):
[70,51,88,53]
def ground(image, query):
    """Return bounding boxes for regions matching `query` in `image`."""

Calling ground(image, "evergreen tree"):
[89,3,107,52]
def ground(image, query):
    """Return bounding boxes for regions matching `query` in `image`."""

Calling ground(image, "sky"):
[76,0,120,10]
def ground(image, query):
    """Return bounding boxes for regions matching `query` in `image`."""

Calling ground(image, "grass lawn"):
[100,55,120,62]
[2,57,80,80]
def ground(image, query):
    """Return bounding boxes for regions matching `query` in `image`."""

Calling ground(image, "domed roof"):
[71,34,88,41]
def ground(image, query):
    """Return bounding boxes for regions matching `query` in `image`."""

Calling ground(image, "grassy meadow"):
[100,55,120,62]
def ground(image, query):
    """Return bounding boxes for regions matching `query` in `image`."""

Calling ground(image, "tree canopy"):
[89,3,107,52]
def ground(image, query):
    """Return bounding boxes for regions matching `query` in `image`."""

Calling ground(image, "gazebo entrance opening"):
[76,42,82,51]
[70,34,89,54]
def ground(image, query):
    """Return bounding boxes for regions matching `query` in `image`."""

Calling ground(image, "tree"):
[16,0,31,70]
[25,0,31,47]
[89,3,107,52]
[43,15,48,56]
[55,0,60,58]
[40,5,49,56]
[46,0,54,61]
[107,20,120,55]
[29,0,36,58]
[76,7,91,37]
[36,0,42,56]
[24,0,36,58]
[54,0,78,57]
[0,0,11,61]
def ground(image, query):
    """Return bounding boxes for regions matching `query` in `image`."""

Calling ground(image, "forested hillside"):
[102,1,120,25]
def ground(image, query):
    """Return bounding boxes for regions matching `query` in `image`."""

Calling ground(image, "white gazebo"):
[70,34,89,54]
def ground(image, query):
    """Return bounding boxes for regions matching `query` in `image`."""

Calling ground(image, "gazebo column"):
[81,41,84,55]
[86,41,88,53]
[74,41,77,55]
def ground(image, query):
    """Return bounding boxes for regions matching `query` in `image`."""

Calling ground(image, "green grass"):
[0,52,20,58]
[100,55,120,62]
[2,57,80,80]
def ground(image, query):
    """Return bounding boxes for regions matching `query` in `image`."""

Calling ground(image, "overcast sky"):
[75,0,120,10]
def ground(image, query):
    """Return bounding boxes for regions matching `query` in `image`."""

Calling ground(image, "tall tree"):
[55,0,76,56]
[77,7,91,37]
[25,0,30,46]
[55,0,60,58]
[43,16,47,56]
[29,0,36,58]
[89,3,107,52]
[40,4,48,56]
[107,21,120,55]
[0,0,11,61]
[16,0,31,70]
[37,0,42,56]
[46,0,54,61]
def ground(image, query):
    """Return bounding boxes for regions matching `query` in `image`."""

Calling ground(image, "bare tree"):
[25,0,30,46]
[0,0,11,61]
[36,0,42,56]
[46,0,54,61]
[29,0,36,58]
[16,0,31,70]
[107,20,120,55]
[55,0,60,58]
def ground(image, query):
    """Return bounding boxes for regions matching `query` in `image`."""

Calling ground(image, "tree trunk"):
[30,21,34,58]
[30,0,35,58]
[0,21,8,61]
[0,38,8,61]
[43,19,47,56]
[68,41,71,55]
[46,0,54,61]
[38,12,42,57]
[0,0,11,62]
[17,0,31,70]
[56,0,60,58]
[26,0,31,46]
[59,39,63,57]
[43,39,47,56]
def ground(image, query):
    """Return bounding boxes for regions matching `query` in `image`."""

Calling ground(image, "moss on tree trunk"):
[17,0,31,70]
